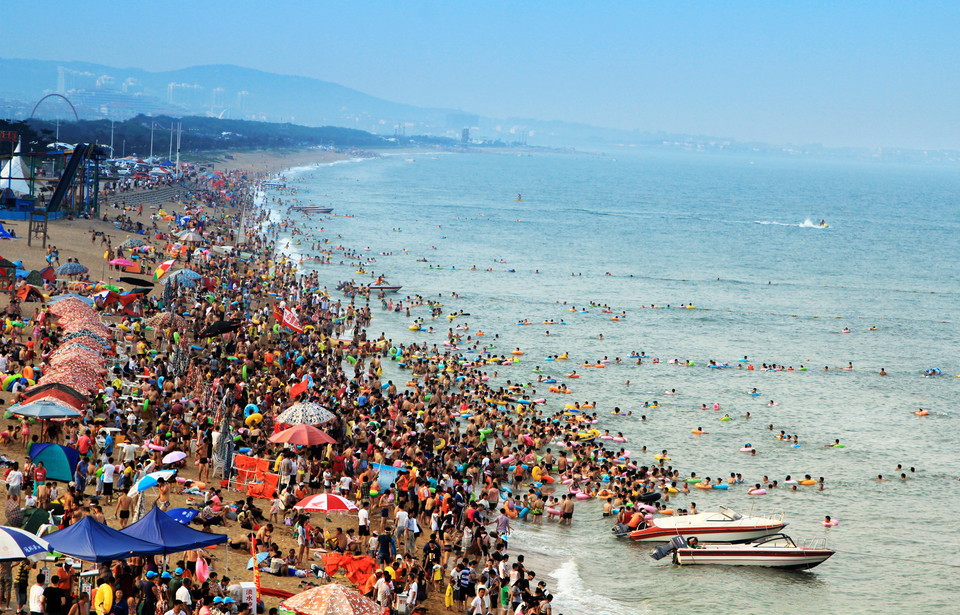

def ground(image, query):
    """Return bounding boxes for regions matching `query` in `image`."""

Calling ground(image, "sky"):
[3,1,959,149]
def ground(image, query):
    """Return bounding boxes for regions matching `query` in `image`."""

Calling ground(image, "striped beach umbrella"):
[154,259,175,282]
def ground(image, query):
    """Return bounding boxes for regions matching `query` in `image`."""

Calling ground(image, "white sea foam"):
[550,559,647,615]
[754,218,828,228]
[280,156,370,178]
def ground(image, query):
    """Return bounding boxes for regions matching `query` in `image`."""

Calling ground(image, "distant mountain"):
[0,57,654,147]
[4,58,960,164]
[0,58,489,139]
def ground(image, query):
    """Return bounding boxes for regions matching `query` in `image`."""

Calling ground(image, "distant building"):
[56,67,96,94]
[461,127,470,144]
[237,90,249,114]
[447,112,479,131]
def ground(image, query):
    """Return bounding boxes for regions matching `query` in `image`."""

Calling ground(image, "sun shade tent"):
[28,443,80,482]
[45,516,166,562]
[166,508,199,525]
[24,382,90,404]
[20,507,53,535]
[120,507,227,554]
[16,285,44,302]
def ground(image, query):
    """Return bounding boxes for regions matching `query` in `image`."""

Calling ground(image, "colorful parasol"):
[280,583,383,615]
[293,493,358,514]
[269,424,336,446]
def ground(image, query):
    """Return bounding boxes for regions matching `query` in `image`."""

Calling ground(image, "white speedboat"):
[624,506,787,542]
[666,533,834,569]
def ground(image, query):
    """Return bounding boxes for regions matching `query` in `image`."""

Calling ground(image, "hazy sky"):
[4,1,959,149]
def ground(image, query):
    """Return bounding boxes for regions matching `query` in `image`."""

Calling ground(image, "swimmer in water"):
[879,367,887,376]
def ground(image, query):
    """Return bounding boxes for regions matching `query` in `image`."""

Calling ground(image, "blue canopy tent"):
[45,516,166,562]
[28,443,79,482]
[121,506,227,553]
[166,508,200,525]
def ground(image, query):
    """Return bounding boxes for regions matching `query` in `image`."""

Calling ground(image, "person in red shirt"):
[33,463,46,484]
[77,430,92,458]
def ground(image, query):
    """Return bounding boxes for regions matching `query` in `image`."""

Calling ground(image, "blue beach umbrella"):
[162,274,197,288]
[0,526,52,561]
[247,552,270,569]
[171,269,202,281]
[55,262,89,276]
[10,400,82,419]
[128,470,177,497]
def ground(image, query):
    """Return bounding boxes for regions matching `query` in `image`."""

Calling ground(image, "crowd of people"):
[0,164,596,615]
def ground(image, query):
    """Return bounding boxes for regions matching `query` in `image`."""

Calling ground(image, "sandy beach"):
[0,146,423,612]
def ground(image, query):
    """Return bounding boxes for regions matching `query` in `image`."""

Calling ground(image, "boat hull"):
[289,207,333,214]
[673,548,834,569]
[630,523,787,543]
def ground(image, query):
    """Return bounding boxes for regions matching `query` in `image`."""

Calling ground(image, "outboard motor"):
[650,535,687,561]
[611,523,632,538]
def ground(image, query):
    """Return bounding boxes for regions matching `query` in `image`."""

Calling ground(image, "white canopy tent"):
[1,141,33,195]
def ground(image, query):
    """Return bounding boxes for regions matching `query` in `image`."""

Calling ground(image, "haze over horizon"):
[3,1,958,150]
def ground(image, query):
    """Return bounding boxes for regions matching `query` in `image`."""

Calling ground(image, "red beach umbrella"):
[293,493,358,514]
[268,424,336,446]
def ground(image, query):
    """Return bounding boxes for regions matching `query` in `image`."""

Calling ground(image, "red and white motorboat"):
[669,533,834,569]
[624,506,788,542]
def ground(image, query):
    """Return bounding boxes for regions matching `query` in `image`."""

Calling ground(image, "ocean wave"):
[281,156,371,178]
[550,559,648,615]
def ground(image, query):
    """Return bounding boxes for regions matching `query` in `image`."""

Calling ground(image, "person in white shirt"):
[6,463,23,498]
[101,458,116,504]
[469,587,487,615]
[373,571,392,606]
[338,475,352,495]
[27,574,44,615]
[406,578,418,608]
[393,507,408,541]
[164,601,189,615]
[357,503,369,537]
[175,578,193,606]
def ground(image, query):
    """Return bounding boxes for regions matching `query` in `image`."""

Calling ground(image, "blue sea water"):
[268,150,960,615]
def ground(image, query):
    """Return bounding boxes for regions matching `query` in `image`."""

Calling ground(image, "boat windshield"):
[717,505,743,521]
[752,534,796,548]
